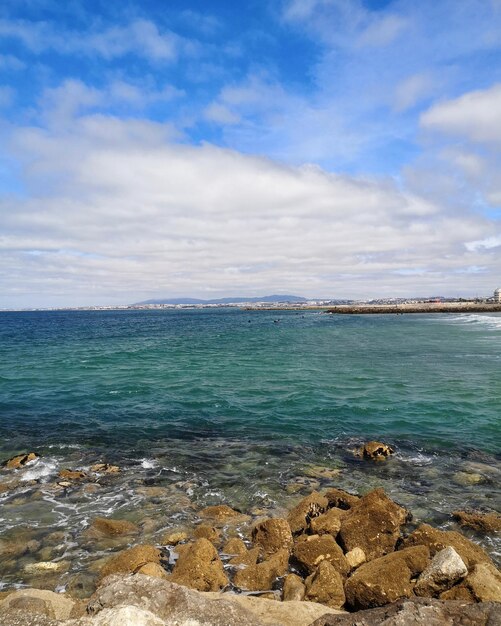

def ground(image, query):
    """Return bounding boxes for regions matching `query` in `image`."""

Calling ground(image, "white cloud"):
[394,73,434,112]
[357,14,408,47]
[421,83,501,145]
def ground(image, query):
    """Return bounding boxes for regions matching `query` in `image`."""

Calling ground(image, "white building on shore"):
[494,288,501,303]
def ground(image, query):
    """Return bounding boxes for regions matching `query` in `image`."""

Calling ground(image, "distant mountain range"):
[134,295,308,305]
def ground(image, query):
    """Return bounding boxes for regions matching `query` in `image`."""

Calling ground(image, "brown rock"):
[464,562,501,601]
[439,584,475,601]
[401,522,494,569]
[3,452,39,469]
[305,560,345,609]
[345,547,366,570]
[194,524,220,543]
[323,488,359,510]
[292,534,349,576]
[282,573,305,601]
[338,488,409,561]
[199,504,242,520]
[136,562,169,579]
[90,463,120,474]
[452,510,501,533]
[171,538,228,592]
[287,491,329,534]
[344,545,430,610]
[229,546,261,567]
[162,530,189,545]
[252,518,293,557]
[310,508,345,536]
[360,441,395,461]
[58,469,87,481]
[99,544,162,580]
[0,589,74,620]
[233,548,289,591]
[87,517,138,538]
[223,537,247,556]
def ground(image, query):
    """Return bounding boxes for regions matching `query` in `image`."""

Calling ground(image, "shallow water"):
[0,309,500,590]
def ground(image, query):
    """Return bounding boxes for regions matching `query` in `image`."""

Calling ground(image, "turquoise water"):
[0,309,500,589]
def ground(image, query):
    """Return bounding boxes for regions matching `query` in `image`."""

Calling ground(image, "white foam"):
[140,458,157,469]
[439,313,501,330]
[20,458,58,482]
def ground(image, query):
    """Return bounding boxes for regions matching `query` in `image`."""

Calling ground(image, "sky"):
[1,0,501,307]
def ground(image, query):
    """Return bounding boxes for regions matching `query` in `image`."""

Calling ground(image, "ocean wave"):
[19,458,58,482]
[436,313,501,330]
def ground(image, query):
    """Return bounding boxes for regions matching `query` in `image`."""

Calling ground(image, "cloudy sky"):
[1,0,500,307]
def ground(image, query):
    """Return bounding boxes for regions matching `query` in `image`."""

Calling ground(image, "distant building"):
[495,288,501,303]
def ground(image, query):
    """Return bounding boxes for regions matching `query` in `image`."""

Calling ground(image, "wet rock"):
[162,530,189,545]
[223,537,247,556]
[66,572,97,600]
[24,560,70,574]
[99,544,162,580]
[59,469,88,481]
[3,452,39,469]
[171,538,228,592]
[0,482,13,493]
[310,508,345,536]
[136,562,169,579]
[199,504,243,521]
[345,547,366,570]
[302,465,342,480]
[452,471,485,486]
[401,522,495,569]
[344,545,430,610]
[87,517,139,538]
[90,463,120,474]
[193,524,220,543]
[292,534,349,576]
[323,488,360,510]
[0,535,41,558]
[233,548,289,591]
[305,560,345,609]
[452,509,501,533]
[252,518,293,557]
[285,477,321,494]
[360,441,395,461]
[414,546,467,597]
[283,573,305,601]
[464,562,501,601]
[310,597,501,626]
[0,589,74,620]
[338,488,410,561]
[287,491,329,534]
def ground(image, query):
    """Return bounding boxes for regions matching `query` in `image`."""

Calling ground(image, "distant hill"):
[134,295,307,305]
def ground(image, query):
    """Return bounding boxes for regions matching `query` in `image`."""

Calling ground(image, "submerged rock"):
[452,510,501,533]
[414,547,467,597]
[199,504,243,521]
[3,452,39,469]
[360,441,395,461]
[87,517,139,538]
[90,463,120,474]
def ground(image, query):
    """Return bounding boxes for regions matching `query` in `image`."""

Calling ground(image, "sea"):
[0,308,500,591]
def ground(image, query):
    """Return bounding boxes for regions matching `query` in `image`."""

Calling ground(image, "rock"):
[286,477,321,494]
[338,488,409,561]
[302,465,342,480]
[199,504,242,520]
[359,441,395,461]
[223,537,248,556]
[171,538,228,592]
[452,471,485,486]
[344,545,430,610]
[233,548,289,591]
[305,560,345,609]
[309,597,501,626]
[452,510,501,533]
[59,469,88,481]
[0,589,74,620]
[24,560,70,574]
[292,534,349,576]
[162,530,188,545]
[252,518,294,557]
[99,545,162,580]
[135,562,169,579]
[87,517,139,538]
[345,547,366,570]
[229,546,261,567]
[0,535,41,558]
[439,584,475,601]
[283,573,305,601]
[66,572,97,600]
[323,488,359,510]
[228,595,346,625]
[464,562,501,601]
[194,524,220,543]
[287,491,329,534]
[3,452,39,469]
[310,508,345,536]
[85,605,167,625]
[414,546,467,597]
[90,463,120,474]
[401,522,494,569]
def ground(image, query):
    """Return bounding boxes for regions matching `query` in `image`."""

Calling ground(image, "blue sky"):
[1,0,501,307]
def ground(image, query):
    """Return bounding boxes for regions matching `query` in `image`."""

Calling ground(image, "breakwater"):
[327,302,501,314]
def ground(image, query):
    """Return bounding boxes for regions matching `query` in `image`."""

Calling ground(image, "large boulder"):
[0,589,74,620]
[171,538,228,592]
[310,597,501,626]
[252,518,293,557]
[452,510,501,533]
[323,488,359,510]
[464,562,501,601]
[414,547,467,597]
[3,452,39,469]
[338,488,410,560]
[292,534,349,576]
[287,491,329,534]
[304,560,345,609]
[99,545,162,581]
[401,523,494,569]
[233,548,289,591]
[344,545,430,610]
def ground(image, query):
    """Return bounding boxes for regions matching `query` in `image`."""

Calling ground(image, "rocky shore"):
[327,302,501,315]
[1,444,500,625]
